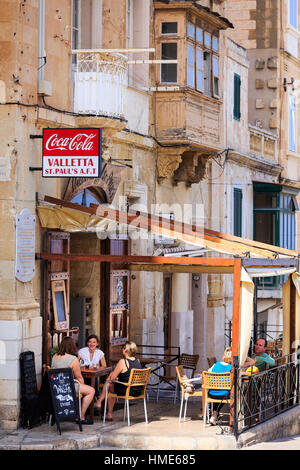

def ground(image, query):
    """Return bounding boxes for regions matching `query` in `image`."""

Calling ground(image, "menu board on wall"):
[15,208,36,282]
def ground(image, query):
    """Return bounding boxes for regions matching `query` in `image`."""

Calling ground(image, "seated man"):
[252,338,275,372]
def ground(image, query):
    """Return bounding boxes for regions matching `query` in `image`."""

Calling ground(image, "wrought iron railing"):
[230,351,300,437]
[136,344,180,388]
[73,51,128,117]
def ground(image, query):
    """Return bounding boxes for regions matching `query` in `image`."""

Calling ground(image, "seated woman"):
[51,336,95,425]
[78,335,107,369]
[207,347,232,425]
[94,341,142,421]
[78,335,107,400]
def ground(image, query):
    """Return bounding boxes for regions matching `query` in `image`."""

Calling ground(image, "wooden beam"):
[43,196,299,258]
[37,252,236,266]
[129,264,234,274]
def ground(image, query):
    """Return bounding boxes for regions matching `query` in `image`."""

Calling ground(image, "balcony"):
[73,51,128,119]
[249,125,278,161]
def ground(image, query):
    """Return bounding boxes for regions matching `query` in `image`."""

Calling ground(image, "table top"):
[81,366,112,377]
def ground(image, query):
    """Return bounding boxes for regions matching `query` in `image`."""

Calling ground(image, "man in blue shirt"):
[252,338,275,372]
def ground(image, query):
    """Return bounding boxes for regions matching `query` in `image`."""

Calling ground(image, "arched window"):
[69,188,106,207]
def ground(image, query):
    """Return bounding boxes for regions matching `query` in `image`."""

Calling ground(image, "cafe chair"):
[202,371,231,426]
[207,356,217,368]
[103,367,151,426]
[176,365,202,422]
[156,353,199,403]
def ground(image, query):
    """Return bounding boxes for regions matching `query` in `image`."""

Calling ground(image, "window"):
[289,0,298,29]
[161,43,177,83]
[289,94,296,152]
[253,182,298,287]
[162,22,178,35]
[72,0,80,67]
[233,73,241,121]
[234,188,243,237]
[126,0,132,48]
[187,44,195,87]
[186,22,219,98]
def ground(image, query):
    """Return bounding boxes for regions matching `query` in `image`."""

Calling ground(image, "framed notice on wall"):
[51,279,69,330]
[42,128,102,178]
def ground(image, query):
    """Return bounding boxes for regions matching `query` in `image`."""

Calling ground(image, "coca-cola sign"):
[42,128,101,178]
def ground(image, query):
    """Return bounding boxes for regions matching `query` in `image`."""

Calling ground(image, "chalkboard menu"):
[47,368,82,434]
[20,351,39,428]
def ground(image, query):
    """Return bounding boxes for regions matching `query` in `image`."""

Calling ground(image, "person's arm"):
[107,359,125,382]
[71,358,84,385]
[100,355,107,368]
[255,354,275,368]
[242,357,256,368]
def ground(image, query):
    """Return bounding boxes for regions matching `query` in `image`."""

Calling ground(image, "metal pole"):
[253,278,258,346]
[233,355,239,440]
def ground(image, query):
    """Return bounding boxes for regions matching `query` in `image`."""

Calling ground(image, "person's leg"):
[106,395,116,419]
[95,379,113,408]
[80,383,95,420]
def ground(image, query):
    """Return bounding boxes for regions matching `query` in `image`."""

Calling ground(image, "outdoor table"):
[81,366,112,420]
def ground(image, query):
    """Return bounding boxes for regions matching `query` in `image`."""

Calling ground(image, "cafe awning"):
[36,195,300,364]
[37,195,299,260]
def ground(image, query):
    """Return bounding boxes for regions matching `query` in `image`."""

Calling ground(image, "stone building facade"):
[0,0,299,430]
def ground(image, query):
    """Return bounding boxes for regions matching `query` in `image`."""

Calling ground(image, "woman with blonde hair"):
[207,347,232,425]
[94,341,142,421]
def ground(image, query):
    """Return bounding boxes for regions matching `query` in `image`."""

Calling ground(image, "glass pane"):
[162,22,178,34]
[161,43,177,82]
[212,36,219,51]
[187,22,195,38]
[213,56,219,77]
[197,71,204,91]
[187,45,194,87]
[188,65,194,87]
[214,77,219,96]
[204,32,211,48]
[187,44,194,64]
[289,0,298,28]
[254,212,275,245]
[196,27,203,42]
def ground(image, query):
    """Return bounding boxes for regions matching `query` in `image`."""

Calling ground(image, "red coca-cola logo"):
[43,128,100,157]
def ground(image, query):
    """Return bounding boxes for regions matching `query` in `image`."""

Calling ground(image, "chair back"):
[207,356,217,368]
[202,371,231,391]
[125,367,151,399]
[179,354,199,377]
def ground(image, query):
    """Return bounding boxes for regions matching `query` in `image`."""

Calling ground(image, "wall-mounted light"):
[131,274,136,280]
[283,77,295,92]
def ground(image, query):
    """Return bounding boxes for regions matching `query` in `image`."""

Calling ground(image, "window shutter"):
[234,188,242,237]
[233,74,241,121]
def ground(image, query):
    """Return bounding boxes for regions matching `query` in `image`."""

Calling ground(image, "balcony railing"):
[73,51,128,118]
[249,124,278,161]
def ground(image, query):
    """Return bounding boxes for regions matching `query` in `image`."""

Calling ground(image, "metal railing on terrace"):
[231,351,300,437]
[73,51,128,118]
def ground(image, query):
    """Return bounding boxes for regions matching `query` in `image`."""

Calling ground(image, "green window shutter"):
[233,73,241,121]
[234,188,242,237]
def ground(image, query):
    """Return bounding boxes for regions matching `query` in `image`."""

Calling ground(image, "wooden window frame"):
[185,22,219,98]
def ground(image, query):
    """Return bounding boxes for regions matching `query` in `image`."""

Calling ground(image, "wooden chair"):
[207,356,217,368]
[202,371,231,426]
[176,365,202,422]
[103,368,151,426]
[156,353,199,403]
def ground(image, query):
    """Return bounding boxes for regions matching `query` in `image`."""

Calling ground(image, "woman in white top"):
[78,335,107,368]
[78,335,107,400]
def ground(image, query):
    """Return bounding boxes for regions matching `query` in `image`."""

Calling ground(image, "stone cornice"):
[227,151,282,176]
